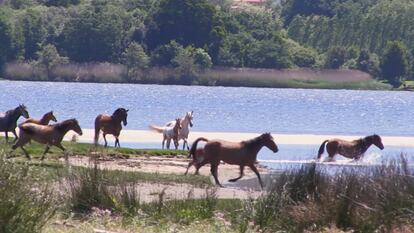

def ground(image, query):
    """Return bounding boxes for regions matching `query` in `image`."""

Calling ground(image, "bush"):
[0,148,56,233]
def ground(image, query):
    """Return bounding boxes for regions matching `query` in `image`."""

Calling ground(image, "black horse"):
[0,104,30,142]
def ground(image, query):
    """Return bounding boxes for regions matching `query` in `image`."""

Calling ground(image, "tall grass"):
[237,158,414,232]
[0,147,57,233]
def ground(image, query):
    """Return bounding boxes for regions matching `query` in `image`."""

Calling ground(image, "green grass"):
[4,139,188,160]
[198,74,392,90]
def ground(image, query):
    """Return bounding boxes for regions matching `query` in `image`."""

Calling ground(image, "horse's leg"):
[166,138,171,149]
[40,146,50,161]
[115,136,120,147]
[103,134,108,147]
[12,129,18,142]
[210,163,223,187]
[229,165,245,182]
[249,164,264,189]
[55,143,68,161]
[21,146,31,160]
[184,160,195,175]
[182,139,186,150]
[5,131,8,143]
[162,137,165,149]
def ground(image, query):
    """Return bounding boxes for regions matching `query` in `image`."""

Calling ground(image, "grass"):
[4,139,188,159]
[198,73,392,90]
[3,61,395,90]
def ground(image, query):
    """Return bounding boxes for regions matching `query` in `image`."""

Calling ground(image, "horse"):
[0,104,30,142]
[22,111,57,125]
[186,133,279,188]
[149,118,182,149]
[165,111,194,150]
[184,147,206,175]
[11,118,83,160]
[317,134,384,162]
[94,108,128,147]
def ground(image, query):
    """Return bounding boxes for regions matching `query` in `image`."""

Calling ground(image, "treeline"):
[0,0,412,87]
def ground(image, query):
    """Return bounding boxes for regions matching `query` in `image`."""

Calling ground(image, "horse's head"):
[175,118,182,130]
[47,111,57,122]
[18,104,29,119]
[371,134,384,150]
[186,111,194,127]
[261,133,279,153]
[69,119,83,136]
[113,108,128,126]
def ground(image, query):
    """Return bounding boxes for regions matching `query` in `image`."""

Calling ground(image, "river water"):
[2,80,414,167]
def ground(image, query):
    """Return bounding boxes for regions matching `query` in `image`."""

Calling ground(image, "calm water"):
[2,80,414,167]
[1,80,414,136]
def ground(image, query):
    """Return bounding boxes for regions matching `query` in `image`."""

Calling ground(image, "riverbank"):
[2,64,392,90]
[70,129,414,148]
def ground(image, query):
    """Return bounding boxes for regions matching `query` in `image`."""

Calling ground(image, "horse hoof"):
[228,179,237,182]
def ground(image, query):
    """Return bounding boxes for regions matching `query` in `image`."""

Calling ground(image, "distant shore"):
[2,66,392,90]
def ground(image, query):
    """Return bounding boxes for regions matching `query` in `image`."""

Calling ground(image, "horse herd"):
[0,104,385,188]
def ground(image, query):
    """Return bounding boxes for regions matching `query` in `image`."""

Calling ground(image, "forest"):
[0,0,412,87]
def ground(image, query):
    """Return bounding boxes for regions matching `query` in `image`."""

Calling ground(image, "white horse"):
[149,118,182,149]
[165,111,193,150]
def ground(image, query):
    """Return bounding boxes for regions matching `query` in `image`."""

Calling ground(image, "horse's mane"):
[243,133,269,148]
[55,118,78,130]
[112,108,126,116]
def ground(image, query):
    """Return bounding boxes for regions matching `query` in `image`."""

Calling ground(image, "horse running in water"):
[22,111,57,125]
[317,134,384,162]
[12,118,83,160]
[94,108,128,147]
[186,133,279,188]
[165,111,193,150]
[0,104,29,142]
[149,118,182,149]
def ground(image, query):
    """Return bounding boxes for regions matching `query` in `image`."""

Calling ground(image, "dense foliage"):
[0,0,413,86]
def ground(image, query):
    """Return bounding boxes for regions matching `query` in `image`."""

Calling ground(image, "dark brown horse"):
[0,104,29,142]
[22,111,57,125]
[186,133,279,188]
[94,108,128,147]
[12,118,83,160]
[317,134,384,161]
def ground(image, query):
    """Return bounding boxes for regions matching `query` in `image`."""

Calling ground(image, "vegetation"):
[2,139,414,232]
[1,0,413,88]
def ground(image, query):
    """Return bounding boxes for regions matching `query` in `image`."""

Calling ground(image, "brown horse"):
[186,133,279,188]
[150,118,182,149]
[317,134,384,161]
[94,108,128,147]
[22,111,57,125]
[12,118,83,160]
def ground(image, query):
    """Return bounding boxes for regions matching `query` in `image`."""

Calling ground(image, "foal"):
[186,133,279,188]
[150,118,182,149]
[165,111,194,150]
[317,134,384,161]
[12,118,83,160]
[22,111,57,125]
[94,108,128,147]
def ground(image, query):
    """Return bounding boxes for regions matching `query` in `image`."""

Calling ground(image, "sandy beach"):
[66,129,414,148]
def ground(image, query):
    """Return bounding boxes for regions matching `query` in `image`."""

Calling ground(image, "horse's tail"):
[149,125,164,133]
[94,115,101,145]
[317,140,329,159]
[188,137,208,158]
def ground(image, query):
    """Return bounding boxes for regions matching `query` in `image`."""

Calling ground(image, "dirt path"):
[61,155,269,201]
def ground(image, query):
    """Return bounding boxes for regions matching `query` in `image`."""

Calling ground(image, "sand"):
[66,129,414,148]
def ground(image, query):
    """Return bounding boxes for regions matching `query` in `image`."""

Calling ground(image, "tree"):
[37,44,68,79]
[151,41,184,66]
[193,48,212,70]
[122,42,149,80]
[146,0,220,50]
[325,47,347,69]
[20,9,46,60]
[61,5,127,62]
[381,41,408,87]
[0,10,15,67]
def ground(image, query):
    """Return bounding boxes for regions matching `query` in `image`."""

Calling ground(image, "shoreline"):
[66,129,414,148]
